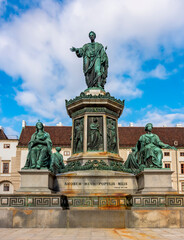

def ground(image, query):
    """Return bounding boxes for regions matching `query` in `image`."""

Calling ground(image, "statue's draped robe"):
[25,131,52,168]
[124,151,139,173]
[76,42,108,88]
[88,122,101,150]
[50,152,64,174]
[136,133,166,168]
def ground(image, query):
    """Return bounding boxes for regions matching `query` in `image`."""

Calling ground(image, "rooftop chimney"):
[22,120,26,128]
[129,122,134,127]
[176,124,182,127]
[56,122,63,126]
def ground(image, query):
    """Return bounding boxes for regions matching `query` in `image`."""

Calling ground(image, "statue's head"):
[89,31,96,41]
[36,120,44,131]
[56,147,61,152]
[145,123,153,132]
[93,117,98,123]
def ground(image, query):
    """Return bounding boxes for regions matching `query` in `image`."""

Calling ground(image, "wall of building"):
[1,139,184,194]
[0,140,18,194]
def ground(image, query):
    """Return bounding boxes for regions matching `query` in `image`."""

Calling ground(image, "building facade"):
[0,128,18,194]
[1,124,184,193]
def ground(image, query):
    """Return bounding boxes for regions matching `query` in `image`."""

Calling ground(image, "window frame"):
[164,152,170,157]
[3,183,10,192]
[3,144,10,149]
[2,162,9,174]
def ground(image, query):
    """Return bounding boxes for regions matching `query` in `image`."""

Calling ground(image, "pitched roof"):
[118,127,184,148]
[0,129,8,140]
[18,126,72,147]
[18,126,184,148]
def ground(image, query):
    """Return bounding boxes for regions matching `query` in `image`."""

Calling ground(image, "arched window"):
[0,181,14,194]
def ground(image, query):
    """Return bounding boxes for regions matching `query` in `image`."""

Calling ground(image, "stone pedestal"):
[18,170,55,193]
[56,170,138,195]
[65,88,125,166]
[136,168,176,194]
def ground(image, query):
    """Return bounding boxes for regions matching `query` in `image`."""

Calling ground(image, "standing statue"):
[70,31,108,89]
[88,117,102,151]
[73,118,84,153]
[50,147,65,174]
[135,123,177,168]
[23,121,52,169]
[107,118,117,153]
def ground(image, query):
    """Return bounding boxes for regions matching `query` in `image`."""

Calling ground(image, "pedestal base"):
[56,170,138,195]
[17,169,55,194]
[136,168,176,194]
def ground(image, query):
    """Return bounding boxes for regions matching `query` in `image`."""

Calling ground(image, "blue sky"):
[1,0,184,137]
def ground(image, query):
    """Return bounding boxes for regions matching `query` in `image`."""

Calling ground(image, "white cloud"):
[0,0,184,120]
[134,108,184,127]
[4,126,19,138]
[0,0,7,16]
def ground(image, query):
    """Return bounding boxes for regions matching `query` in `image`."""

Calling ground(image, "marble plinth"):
[136,168,176,194]
[17,169,55,193]
[56,170,137,195]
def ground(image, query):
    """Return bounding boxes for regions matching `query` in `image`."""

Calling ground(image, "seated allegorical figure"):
[50,147,65,174]
[135,123,177,168]
[23,121,52,169]
[124,147,139,173]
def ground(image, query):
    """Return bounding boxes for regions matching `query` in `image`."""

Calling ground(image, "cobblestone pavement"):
[0,228,184,240]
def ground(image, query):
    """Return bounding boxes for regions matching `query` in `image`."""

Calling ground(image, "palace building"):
[1,123,184,194]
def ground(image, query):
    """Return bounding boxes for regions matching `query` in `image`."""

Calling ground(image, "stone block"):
[18,169,55,193]
[68,210,125,228]
[126,209,180,228]
[57,170,138,195]
[136,169,176,193]
[13,209,67,228]
[0,209,13,227]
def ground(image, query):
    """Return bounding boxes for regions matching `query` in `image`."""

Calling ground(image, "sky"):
[0,0,184,138]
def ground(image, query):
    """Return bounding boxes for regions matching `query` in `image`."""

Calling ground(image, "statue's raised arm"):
[70,31,108,89]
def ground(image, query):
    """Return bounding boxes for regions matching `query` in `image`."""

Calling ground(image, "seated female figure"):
[23,121,52,169]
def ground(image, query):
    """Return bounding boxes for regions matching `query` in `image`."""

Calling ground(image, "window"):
[182,182,184,192]
[181,164,184,174]
[64,151,70,156]
[164,152,170,156]
[3,183,9,192]
[180,152,184,156]
[3,163,9,173]
[165,163,170,169]
[3,144,10,149]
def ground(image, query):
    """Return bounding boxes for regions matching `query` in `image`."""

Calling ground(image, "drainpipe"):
[174,141,179,192]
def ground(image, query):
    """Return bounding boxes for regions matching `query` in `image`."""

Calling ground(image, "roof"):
[118,127,184,148]
[0,129,8,140]
[18,126,184,148]
[18,126,72,147]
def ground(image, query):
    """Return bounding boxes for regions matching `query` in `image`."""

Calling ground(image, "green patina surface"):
[65,91,124,107]
[87,116,103,152]
[107,118,118,154]
[73,118,84,154]
[71,107,119,118]
[22,121,52,170]
[59,159,137,174]
[124,123,177,174]
[70,31,108,89]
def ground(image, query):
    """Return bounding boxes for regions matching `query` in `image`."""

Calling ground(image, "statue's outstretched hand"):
[70,47,76,52]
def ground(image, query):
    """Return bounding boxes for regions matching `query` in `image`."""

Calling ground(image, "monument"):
[1,32,184,229]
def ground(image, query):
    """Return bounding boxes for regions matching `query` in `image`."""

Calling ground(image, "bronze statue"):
[73,118,83,153]
[88,117,102,151]
[50,147,65,174]
[70,31,108,89]
[23,121,52,169]
[107,118,117,153]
